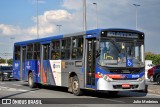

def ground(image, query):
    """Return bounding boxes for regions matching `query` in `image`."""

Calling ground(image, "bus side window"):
[51,41,60,60]
[61,38,71,59]
[72,37,83,59]
[14,46,20,60]
[27,44,33,60]
[33,43,40,60]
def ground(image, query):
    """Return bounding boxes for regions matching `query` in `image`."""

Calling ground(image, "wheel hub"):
[73,81,78,91]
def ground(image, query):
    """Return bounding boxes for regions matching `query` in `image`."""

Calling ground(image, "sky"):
[0,0,160,58]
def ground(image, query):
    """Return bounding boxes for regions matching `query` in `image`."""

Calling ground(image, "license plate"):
[122,84,130,88]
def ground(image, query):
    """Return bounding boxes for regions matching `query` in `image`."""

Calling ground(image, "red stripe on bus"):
[95,74,101,78]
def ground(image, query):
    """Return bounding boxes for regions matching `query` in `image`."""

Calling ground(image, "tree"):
[145,52,160,65]
[7,58,13,65]
[0,58,5,64]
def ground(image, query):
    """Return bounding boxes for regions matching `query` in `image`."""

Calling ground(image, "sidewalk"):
[148,84,160,95]
[146,80,160,95]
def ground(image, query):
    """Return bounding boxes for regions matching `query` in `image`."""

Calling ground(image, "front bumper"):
[97,78,145,91]
[2,72,13,80]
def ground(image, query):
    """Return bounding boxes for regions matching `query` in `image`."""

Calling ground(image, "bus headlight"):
[137,75,145,81]
[97,72,113,82]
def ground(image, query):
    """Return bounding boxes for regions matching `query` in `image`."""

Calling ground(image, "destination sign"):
[107,32,139,38]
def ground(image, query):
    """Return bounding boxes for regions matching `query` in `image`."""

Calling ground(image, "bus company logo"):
[15,63,19,68]
[132,75,139,78]
[26,61,31,69]
[53,64,60,69]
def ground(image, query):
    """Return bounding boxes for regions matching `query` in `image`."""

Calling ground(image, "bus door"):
[41,43,50,84]
[20,46,26,80]
[86,38,96,88]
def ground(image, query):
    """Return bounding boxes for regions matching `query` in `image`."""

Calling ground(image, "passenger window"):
[61,38,71,59]
[51,41,60,59]
[14,46,20,60]
[72,37,83,59]
[33,43,40,60]
[27,44,33,60]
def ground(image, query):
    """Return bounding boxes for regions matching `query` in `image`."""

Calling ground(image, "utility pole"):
[83,0,87,31]
[56,25,62,34]
[93,2,98,29]
[133,4,141,30]
[37,0,39,38]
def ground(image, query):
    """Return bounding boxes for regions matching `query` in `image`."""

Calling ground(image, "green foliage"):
[145,52,160,65]
[0,58,13,65]
[0,58,5,63]
[7,58,13,65]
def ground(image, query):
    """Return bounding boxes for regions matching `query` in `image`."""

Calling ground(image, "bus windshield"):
[98,38,144,67]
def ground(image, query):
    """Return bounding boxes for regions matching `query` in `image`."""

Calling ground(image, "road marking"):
[13,84,22,87]
[0,86,28,92]
[0,83,5,84]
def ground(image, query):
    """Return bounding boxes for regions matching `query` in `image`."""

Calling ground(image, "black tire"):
[157,76,160,85]
[72,76,82,96]
[28,72,36,88]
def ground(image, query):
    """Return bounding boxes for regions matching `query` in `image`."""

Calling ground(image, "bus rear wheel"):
[72,76,82,96]
[28,72,36,88]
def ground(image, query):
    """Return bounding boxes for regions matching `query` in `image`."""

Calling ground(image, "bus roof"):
[14,28,144,45]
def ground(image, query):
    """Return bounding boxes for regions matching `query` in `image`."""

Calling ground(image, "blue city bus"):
[13,28,145,95]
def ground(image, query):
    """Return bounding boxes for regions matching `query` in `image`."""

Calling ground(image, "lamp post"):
[56,25,62,34]
[83,0,87,31]
[37,0,39,38]
[133,4,140,30]
[93,2,98,29]
[10,37,15,52]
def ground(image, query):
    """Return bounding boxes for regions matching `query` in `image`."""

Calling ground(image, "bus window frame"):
[27,43,34,60]
[61,38,71,60]
[51,40,61,60]
[14,45,21,60]
[71,36,84,60]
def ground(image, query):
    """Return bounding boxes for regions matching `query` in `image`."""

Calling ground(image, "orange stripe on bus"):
[95,74,101,78]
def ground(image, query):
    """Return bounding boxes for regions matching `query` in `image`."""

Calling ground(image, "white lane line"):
[0,86,28,92]
[0,83,5,84]
[13,84,22,87]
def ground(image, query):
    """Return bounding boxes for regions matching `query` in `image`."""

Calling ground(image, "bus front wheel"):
[72,76,82,96]
[28,72,36,88]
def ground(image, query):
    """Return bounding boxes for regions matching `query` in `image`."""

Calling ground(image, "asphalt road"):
[0,80,160,107]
